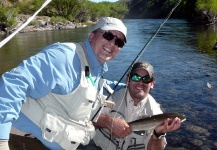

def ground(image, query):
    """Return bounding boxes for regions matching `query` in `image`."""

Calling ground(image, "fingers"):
[112,126,131,138]
[155,117,182,134]
[164,117,181,132]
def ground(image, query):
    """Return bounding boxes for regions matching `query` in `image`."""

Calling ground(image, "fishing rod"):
[91,0,182,122]
[106,0,182,100]
[0,0,52,49]
[105,1,182,149]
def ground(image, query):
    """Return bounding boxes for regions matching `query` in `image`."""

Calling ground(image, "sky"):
[90,0,118,2]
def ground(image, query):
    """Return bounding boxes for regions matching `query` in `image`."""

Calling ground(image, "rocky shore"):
[0,14,88,35]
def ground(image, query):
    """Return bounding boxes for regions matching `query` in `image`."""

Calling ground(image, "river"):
[0,19,217,149]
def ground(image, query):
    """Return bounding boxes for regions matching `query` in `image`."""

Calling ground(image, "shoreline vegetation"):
[0,14,94,35]
[1,1,217,36]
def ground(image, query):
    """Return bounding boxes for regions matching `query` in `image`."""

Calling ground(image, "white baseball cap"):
[92,17,127,42]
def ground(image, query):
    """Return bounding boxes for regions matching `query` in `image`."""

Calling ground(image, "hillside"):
[124,0,197,20]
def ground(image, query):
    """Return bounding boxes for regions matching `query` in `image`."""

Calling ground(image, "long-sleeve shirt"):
[0,40,123,149]
[93,88,163,150]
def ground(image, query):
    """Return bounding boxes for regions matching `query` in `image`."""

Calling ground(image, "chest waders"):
[21,42,113,150]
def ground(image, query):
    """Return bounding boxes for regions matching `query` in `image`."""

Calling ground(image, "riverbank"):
[0,14,91,35]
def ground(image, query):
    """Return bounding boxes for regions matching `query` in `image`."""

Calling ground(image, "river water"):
[0,19,217,149]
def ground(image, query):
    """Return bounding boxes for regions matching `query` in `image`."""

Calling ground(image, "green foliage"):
[105,2,129,18]
[50,16,67,24]
[18,0,45,14]
[2,0,129,25]
[44,0,128,22]
[196,26,217,54]
[49,0,81,19]
[196,0,217,13]
[0,5,18,26]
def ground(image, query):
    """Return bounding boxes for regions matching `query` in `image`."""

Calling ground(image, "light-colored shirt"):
[0,40,123,149]
[93,88,163,150]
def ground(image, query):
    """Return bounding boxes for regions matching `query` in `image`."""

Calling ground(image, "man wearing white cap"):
[0,17,127,150]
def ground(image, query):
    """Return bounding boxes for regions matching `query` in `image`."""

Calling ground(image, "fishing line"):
[0,0,52,49]
[106,0,182,149]
[106,0,182,100]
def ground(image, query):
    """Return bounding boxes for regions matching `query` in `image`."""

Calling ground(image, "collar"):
[83,40,108,76]
[126,90,148,108]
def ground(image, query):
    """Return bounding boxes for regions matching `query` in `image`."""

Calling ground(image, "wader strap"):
[91,77,115,122]
[80,42,95,86]
[98,128,119,148]
[98,128,127,150]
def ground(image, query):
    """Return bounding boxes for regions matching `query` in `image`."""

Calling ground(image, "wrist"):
[153,129,166,139]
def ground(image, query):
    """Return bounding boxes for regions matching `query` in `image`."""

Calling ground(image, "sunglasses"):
[130,73,153,84]
[102,31,125,48]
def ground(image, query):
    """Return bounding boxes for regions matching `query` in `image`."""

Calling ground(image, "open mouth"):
[104,47,111,53]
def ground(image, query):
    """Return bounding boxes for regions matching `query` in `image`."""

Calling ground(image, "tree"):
[0,5,18,32]
[195,0,217,24]
[0,0,129,29]
[17,0,45,14]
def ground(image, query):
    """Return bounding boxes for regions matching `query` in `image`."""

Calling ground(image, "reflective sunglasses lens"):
[142,76,153,83]
[131,74,141,82]
[131,74,153,84]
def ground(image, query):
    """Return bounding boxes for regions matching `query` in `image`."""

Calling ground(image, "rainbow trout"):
[128,113,186,131]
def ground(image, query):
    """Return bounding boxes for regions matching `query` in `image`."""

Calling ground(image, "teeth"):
[136,87,143,90]
[104,47,111,53]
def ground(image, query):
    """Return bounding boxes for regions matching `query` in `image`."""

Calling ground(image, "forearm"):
[147,135,167,150]
[93,114,113,129]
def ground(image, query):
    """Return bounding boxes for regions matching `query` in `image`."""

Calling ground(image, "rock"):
[6,14,87,34]
[191,139,203,146]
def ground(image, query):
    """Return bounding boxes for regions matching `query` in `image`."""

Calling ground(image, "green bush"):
[0,5,18,27]
[50,16,67,24]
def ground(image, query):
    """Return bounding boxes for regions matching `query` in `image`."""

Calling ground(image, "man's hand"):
[93,114,132,138]
[147,117,182,150]
[107,117,132,138]
[154,117,181,135]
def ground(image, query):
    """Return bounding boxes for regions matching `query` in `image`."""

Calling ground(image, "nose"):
[138,80,144,84]
[108,38,116,47]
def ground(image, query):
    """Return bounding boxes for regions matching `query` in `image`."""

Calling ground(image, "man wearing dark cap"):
[0,17,127,150]
[93,61,182,150]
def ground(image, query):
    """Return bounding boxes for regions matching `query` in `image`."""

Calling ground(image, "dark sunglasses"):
[130,73,153,84]
[102,31,125,48]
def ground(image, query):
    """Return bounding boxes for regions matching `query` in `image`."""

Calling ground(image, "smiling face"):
[89,29,125,64]
[127,68,154,106]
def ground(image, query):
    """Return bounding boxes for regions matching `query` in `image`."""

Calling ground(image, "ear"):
[150,81,155,89]
[126,75,130,84]
[89,32,95,41]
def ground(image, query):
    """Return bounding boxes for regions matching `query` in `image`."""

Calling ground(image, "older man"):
[0,17,127,150]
